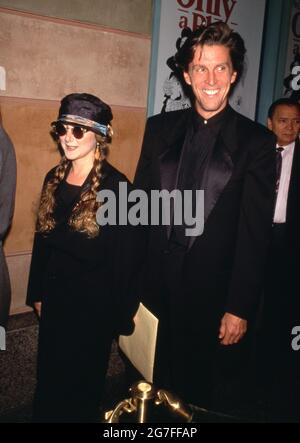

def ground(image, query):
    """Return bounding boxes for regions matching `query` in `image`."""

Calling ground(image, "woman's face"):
[59,124,97,162]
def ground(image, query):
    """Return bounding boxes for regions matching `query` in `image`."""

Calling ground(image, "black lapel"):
[158,110,191,238]
[204,106,239,222]
[159,134,187,192]
[188,107,238,250]
[203,133,234,221]
[158,110,191,191]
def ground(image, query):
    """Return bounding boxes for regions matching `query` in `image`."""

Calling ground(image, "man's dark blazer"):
[263,137,300,326]
[259,138,300,418]
[134,106,276,406]
[285,137,300,257]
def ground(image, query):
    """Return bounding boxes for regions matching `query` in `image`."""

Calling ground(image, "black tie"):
[275,147,284,194]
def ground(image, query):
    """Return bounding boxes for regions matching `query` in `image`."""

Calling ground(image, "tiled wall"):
[0,2,152,314]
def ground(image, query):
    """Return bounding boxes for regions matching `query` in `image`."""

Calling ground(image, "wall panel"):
[0,12,150,107]
[0,0,152,35]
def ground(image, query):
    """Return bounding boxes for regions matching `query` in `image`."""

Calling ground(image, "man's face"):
[267,105,300,146]
[183,44,237,120]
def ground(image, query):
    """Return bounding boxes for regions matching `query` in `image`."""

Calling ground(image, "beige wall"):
[0,12,150,105]
[0,0,152,34]
[0,3,152,314]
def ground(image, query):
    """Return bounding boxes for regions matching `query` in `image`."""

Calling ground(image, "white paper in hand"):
[119,303,158,383]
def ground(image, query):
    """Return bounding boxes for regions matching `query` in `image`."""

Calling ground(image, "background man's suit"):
[134,106,276,409]
[0,125,16,327]
[259,137,300,419]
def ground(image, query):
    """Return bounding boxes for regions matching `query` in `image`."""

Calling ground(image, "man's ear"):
[230,71,237,84]
[183,71,191,86]
[267,118,273,131]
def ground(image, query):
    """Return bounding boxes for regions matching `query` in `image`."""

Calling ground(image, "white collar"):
[276,141,295,152]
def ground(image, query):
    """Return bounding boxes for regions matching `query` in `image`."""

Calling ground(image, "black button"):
[163,249,170,254]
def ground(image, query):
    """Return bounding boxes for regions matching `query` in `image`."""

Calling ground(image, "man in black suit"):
[259,98,300,420]
[134,22,276,411]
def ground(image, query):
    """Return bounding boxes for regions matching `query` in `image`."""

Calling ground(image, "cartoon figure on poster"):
[161,27,192,113]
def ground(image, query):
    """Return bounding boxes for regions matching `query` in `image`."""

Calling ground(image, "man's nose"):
[206,70,216,86]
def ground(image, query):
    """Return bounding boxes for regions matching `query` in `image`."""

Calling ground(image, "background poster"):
[150,0,267,119]
[283,0,300,100]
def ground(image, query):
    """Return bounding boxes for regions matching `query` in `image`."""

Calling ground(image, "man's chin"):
[199,100,225,113]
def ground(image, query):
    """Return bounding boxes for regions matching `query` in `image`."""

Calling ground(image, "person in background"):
[134,22,276,412]
[258,98,300,421]
[0,107,16,328]
[27,93,144,422]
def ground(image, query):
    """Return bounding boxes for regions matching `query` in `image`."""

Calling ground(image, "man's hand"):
[34,302,42,318]
[218,312,247,345]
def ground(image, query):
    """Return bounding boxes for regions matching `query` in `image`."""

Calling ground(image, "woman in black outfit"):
[27,93,143,422]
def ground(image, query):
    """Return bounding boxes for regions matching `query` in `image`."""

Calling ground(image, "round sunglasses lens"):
[72,126,85,139]
[55,122,67,136]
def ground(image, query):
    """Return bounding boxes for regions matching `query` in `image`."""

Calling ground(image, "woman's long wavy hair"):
[36,127,112,238]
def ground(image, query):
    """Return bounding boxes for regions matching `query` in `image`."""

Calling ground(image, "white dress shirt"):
[273,141,295,223]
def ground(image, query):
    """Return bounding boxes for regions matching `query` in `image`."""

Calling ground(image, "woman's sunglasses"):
[53,122,89,140]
